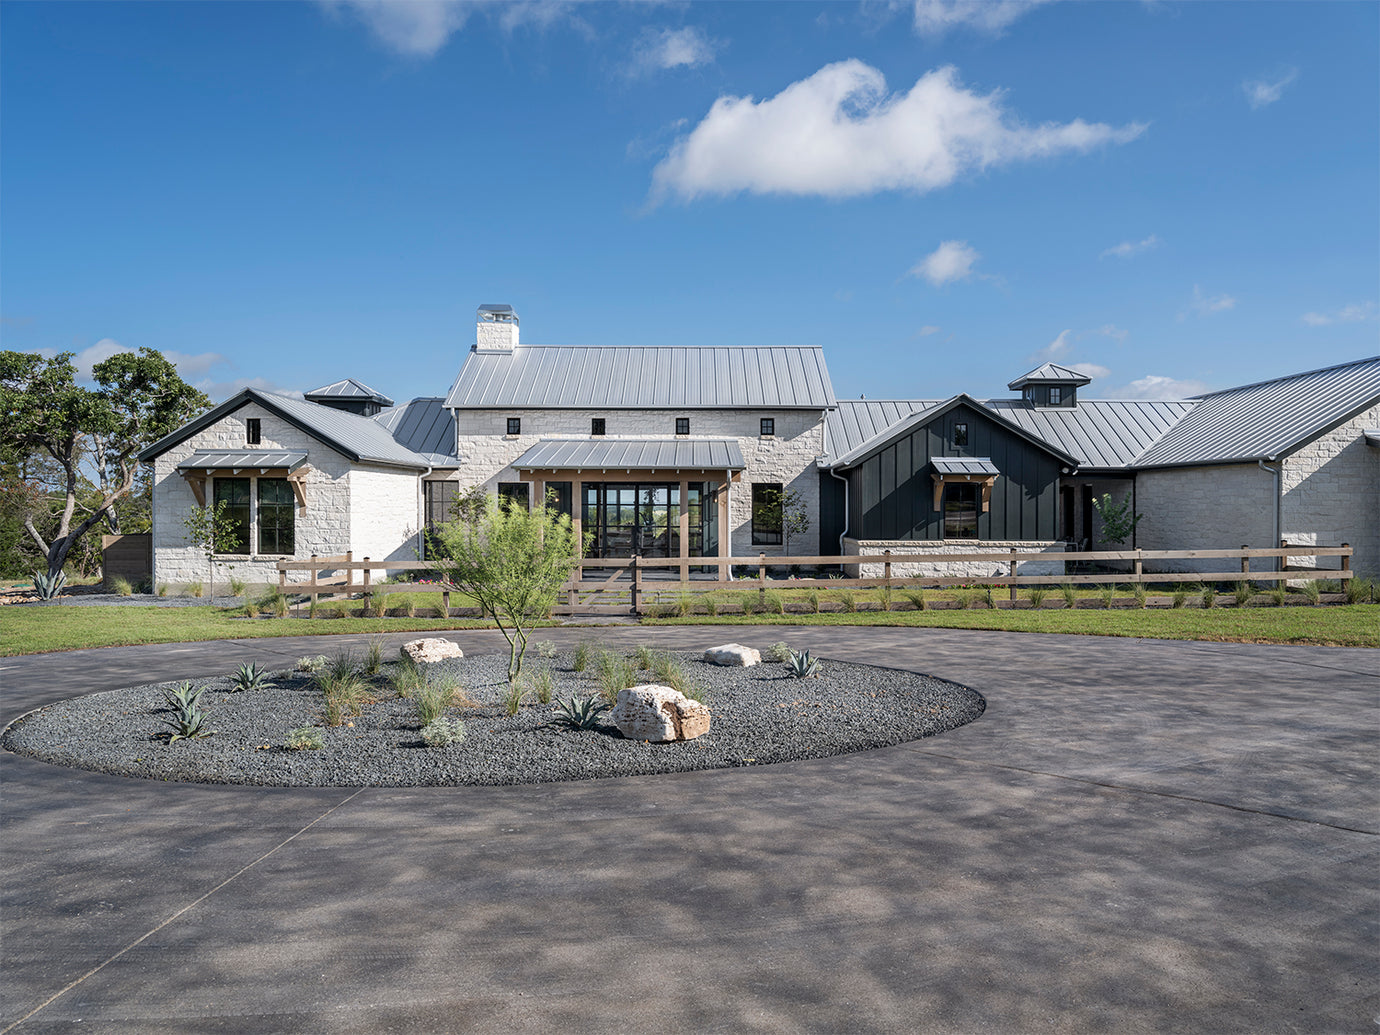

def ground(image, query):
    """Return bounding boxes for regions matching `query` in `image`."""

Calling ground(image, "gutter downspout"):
[829,465,849,555]
[1258,458,1280,573]
[418,464,434,559]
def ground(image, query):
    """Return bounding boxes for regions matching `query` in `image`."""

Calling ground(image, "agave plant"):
[31,570,68,600]
[551,696,608,731]
[785,648,821,680]
[161,682,214,742]
[230,662,272,692]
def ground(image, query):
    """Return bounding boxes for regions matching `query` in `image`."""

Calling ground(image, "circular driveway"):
[2,627,1377,1033]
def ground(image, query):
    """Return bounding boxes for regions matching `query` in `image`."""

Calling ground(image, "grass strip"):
[641,604,1380,648]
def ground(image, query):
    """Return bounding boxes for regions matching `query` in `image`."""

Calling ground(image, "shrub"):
[1060,583,1077,609]
[633,644,655,670]
[109,575,133,597]
[286,725,323,750]
[1233,581,1253,607]
[230,662,272,692]
[160,682,214,742]
[1344,575,1373,605]
[420,717,466,747]
[535,640,558,660]
[1026,585,1047,608]
[551,696,607,731]
[414,675,464,724]
[766,641,792,662]
[1201,584,1218,609]
[785,648,821,679]
[295,654,328,673]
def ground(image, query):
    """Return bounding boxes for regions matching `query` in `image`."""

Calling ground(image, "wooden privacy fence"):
[278,543,1352,616]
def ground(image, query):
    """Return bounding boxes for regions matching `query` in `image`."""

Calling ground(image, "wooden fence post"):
[1341,543,1351,573]
[630,554,641,616]
[1008,548,1018,603]
[442,589,451,616]
[759,551,767,606]
[1241,545,1250,579]
[362,557,371,610]
[1134,548,1143,584]
[309,554,318,606]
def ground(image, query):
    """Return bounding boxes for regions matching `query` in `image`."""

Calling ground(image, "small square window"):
[760,418,775,437]
[591,418,606,436]
[675,417,690,436]
[1049,387,1063,406]
[246,418,261,445]
[953,422,968,448]
[506,418,521,435]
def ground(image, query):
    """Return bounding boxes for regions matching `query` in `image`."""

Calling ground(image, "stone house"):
[139,305,1379,586]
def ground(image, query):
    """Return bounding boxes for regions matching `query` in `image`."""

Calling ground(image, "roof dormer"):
[1008,362,1092,408]
[304,378,394,417]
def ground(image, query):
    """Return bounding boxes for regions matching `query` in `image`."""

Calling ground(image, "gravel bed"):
[2,649,985,787]
[15,592,248,608]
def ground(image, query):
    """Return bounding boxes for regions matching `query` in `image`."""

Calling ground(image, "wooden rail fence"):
[277,542,1353,616]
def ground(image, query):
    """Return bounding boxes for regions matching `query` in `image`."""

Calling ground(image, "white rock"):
[703,643,761,667]
[400,638,464,664]
[611,684,712,743]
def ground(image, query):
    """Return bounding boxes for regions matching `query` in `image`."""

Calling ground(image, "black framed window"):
[675,417,690,435]
[246,418,261,445]
[943,483,979,539]
[506,417,521,435]
[953,422,968,448]
[1049,386,1063,406]
[423,481,458,559]
[497,482,530,511]
[751,483,783,546]
[257,479,296,555]
[760,418,775,437]
[591,418,606,436]
[213,478,251,555]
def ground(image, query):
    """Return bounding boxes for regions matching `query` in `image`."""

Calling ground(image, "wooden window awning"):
[177,450,311,507]
[931,457,999,512]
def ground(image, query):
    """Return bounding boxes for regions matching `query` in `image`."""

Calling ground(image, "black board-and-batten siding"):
[827,402,1064,542]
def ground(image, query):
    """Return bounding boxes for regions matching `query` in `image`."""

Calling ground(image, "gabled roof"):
[512,438,746,472]
[1008,363,1094,390]
[373,397,458,466]
[1132,355,1380,468]
[444,345,836,410]
[139,389,429,470]
[826,400,940,459]
[987,399,1197,470]
[303,378,394,407]
[829,394,1080,470]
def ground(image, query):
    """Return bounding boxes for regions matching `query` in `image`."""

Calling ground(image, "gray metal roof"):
[444,346,837,410]
[511,438,746,471]
[987,399,1197,470]
[826,400,940,459]
[931,456,1000,475]
[1366,429,1380,447]
[139,389,430,469]
[374,398,459,466]
[1133,355,1380,468]
[177,450,308,472]
[1008,363,1094,389]
[303,378,394,406]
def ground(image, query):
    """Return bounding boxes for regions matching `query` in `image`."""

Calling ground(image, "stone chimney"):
[476,304,518,352]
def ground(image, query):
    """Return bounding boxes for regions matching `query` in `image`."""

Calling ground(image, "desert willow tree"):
[430,492,581,684]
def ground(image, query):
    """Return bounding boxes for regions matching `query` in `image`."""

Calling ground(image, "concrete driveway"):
[2,627,1376,1033]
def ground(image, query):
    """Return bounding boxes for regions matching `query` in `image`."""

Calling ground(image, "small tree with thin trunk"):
[1091,492,1143,546]
[183,501,241,601]
[430,493,580,684]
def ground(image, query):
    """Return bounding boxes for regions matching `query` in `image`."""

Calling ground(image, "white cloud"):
[1185,285,1236,318]
[326,0,580,57]
[917,324,942,336]
[1035,328,1073,361]
[1091,323,1129,342]
[197,375,304,405]
[912,0,1055,36]
[1100,234,1159,260]
[649,61,1145,203]
[631,27,717,76]
[1301,302,1375,326]
[37,340,232,387]
[1108,374,1210,400]
[910,240,981,287]
[1070,363,1111,380]
[1243,69,1298,110]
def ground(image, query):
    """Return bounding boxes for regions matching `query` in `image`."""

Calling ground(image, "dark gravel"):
[2,648,985,787]
[15,592,248,608]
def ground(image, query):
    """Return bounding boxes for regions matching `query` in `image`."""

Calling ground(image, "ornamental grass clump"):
[1344,575,1373,605]
[1299,579,1321,605]
[596,651,635,704]
[806,589,821,614]
[702,594,719,616]
[1268,583,1287,607]
[530,665,555,704]
[763,590,785,615]
[836,589,857,613]
[109,575,133,597]
[363,636,386,676]
[633,644,655,670]
[1132,583,1148,609]
[1201,584,1218,609]
[1026,585,1048,608]
[1059,583,1077,609]
[905,588,927,611]
[1100,584,1116,610]
[1171,586,1189,609]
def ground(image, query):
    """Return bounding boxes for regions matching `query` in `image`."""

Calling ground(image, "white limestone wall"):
[452,408,827,557]
[1279,404,1380,576]
[1135,463,1275,574]
[349,465,423,564]
[149,401,354,589]
[842,538,1065,578]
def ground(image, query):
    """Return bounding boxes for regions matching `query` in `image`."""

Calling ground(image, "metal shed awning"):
[931,456,1000,475]
[512,438,746,474]
[176,450,311,508]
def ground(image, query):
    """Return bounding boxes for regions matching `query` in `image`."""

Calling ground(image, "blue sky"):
[2,1,1376,406]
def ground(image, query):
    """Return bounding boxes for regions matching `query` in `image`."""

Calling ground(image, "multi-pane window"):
[213,478,251,555]
[246,418,261,445]
[953,422,968,448]
[675,417,690,435]
[760,418,775,437]
[506,417,521,435]
[943,483,979,539]
[1048,387,1063,406]
[751,483,783,546]
[257,479,295,554]
[497,482,530,511]
[591,418,606,436]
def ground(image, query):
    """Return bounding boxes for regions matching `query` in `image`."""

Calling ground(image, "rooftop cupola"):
[303,378,394,417]
[476,303,519,352]
[1008,362,1092,408]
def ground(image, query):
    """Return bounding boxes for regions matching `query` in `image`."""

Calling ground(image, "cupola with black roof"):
[303,378,394,417]
[1007,362,1092,408]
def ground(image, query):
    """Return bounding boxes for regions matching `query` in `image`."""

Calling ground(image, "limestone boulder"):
[703,643,761,667]
[400,638,464,664]
[611,684,712,743]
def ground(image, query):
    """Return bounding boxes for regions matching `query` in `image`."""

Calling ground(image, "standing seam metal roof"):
[303,378,394,406]
[373,398,459,465]
[1132,356,1380,467]
[510,438,746,471]
[443,346,837,410]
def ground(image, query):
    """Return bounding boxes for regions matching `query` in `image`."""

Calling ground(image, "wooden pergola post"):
[678,477,690,582]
